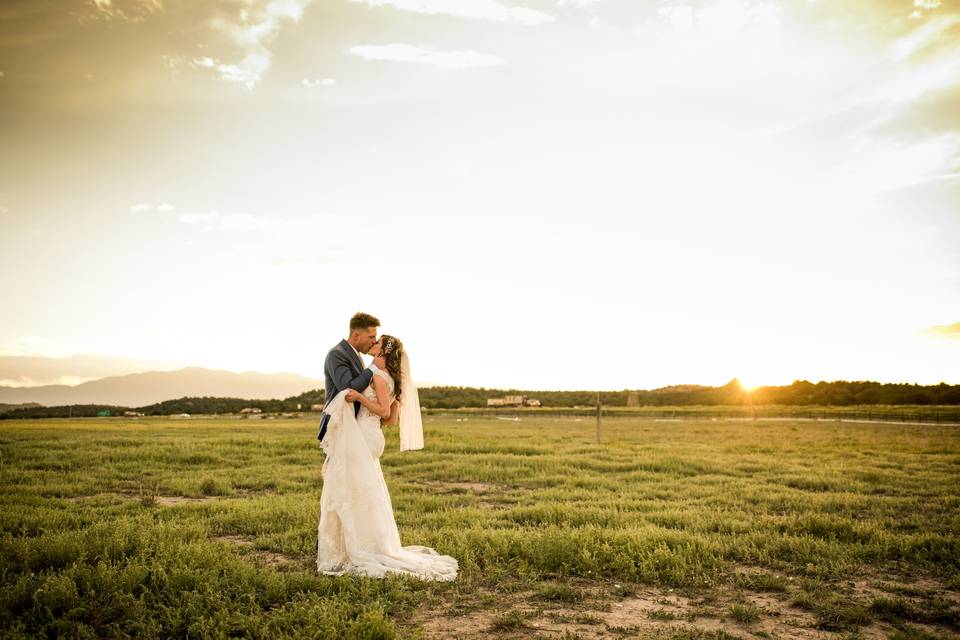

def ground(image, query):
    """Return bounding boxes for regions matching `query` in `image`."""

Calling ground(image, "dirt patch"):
[414,480,517,509]
[62,494,110,502]
[61,492,218,505]
[216,534,255,546]
[213,534,306,569]
[419,480,503,493]
[413,573,956,640]
[154,495,218,506]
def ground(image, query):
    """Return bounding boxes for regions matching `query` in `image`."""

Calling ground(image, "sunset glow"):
[0,0,958,390]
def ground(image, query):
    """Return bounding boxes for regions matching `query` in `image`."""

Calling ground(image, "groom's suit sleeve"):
[329,350,374,394]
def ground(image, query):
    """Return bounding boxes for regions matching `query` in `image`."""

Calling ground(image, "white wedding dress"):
[316,369,458,581]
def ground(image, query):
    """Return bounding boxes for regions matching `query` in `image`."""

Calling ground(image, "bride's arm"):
[353,375,392,418]
[382,399,399,427]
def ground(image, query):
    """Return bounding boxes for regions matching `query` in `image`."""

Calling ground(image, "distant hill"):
[0,367,325,407]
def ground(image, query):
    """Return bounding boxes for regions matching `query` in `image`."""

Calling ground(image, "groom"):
[317,312,387,442]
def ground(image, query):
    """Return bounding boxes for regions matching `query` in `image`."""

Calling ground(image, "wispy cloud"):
[349,44,505,68]
[302,78,336,87]
[0,336,76,359]
[352,0,554,26]
[924,322,960,339]
[0,375,97,388]
[129,203,175,213]
[200,0,312,89]
[774,15,960,197]
[90,0,164,23]
[192,55,272,90]
[177,212,284,232]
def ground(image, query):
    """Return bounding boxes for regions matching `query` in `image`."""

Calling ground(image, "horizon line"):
[0,364,957,392]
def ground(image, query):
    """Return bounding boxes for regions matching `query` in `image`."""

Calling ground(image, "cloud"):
[271,255,337,267]
[302,78,336,87]
[349,44,505,68]
[0,337,75,359]
[193,55,272,90]
[775,15,960,197]
[129,202,175,213]
[90,0,164,23]
[201,0,312,89]
[924,322,960,339]
[352,0,554,26]
[177,212,284,232]
[0,375,97,388]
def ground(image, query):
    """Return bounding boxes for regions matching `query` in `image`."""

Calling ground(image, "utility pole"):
[596,392,602,444]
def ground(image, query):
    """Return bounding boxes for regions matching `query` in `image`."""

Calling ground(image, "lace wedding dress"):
[316,370,458,580]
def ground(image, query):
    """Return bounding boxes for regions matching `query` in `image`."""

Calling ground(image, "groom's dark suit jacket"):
[317,339,374,441]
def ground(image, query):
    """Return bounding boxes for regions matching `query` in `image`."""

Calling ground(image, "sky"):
[0,0,958,391]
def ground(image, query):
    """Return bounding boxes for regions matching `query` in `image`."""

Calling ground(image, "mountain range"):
[0,367,324,407]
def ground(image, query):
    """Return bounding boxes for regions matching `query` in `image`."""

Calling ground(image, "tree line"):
[1,379,957,419]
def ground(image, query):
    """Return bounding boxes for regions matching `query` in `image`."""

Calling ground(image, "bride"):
[316,335,458,581]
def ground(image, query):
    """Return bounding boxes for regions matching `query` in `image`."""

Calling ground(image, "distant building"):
[240,407,262,414]
[173,413,191,419]
[310,404,324,412]
[487,395,539,407]
[123,411,145,417]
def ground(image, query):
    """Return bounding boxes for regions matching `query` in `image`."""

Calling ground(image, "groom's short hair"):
[349,312,380,333]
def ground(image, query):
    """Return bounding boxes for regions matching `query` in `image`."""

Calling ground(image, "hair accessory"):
[382,337,395,355]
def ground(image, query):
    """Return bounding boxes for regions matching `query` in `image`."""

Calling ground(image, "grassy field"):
[1,415,958,639]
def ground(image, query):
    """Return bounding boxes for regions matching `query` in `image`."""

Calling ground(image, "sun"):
[737,378,759,393]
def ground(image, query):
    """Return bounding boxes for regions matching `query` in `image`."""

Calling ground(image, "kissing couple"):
[315,312,458,581]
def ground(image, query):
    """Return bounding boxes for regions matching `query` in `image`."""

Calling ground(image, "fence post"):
[596,392,601,444]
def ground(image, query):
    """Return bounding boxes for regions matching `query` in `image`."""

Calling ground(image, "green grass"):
[535,582,583,603]
[727,602,762,623]
[1,415,959,638]
[648,609,678,620]
[732,572,788,592]
[488,609,529,631]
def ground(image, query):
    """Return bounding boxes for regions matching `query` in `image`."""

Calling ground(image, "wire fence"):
[425,407,960,426]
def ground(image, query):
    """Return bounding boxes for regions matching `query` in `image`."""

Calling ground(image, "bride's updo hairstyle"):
[379,335,403,399]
